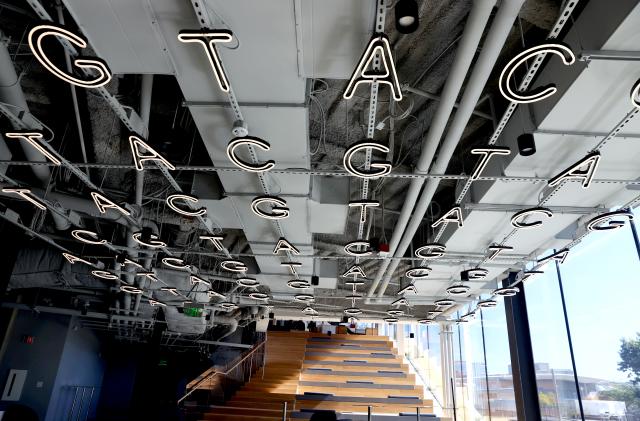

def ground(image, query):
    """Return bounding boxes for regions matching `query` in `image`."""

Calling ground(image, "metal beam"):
[503,272,542,421]
[2,160,640,185]
[403,85,494,120]
[579,49,640,62]
[183,101,306,108]
[464,203,608,214]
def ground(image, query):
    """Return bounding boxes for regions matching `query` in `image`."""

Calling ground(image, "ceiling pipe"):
[0,30,51,184]
[367,0,497,298]
[56,1,89,173]
[374,0,526,298]
[131,74,154,317]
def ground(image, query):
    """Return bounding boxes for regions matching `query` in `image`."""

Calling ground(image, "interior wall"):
[46,317,105,421]
[0,311,70,420]
[0,311,105,421]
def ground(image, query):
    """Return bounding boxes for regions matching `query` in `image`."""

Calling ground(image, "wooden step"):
[200,414,281,421]
[302,362,405,370]
[297,385,423,399]
[304,355,402,363]
[295,400,433,415]
[233,391,296,401]
[227,398,293,409]
[300,373,415,384]
[305,348,397,355]
[203,406,292,417]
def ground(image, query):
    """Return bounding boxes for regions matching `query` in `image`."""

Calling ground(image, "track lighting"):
[517,133,536,156]
[395,0,419,34]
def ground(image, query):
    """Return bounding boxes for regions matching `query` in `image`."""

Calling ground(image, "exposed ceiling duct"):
[1,0,639,340]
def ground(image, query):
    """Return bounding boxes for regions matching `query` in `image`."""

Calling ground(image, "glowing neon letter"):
[343,141,391,179]
[548,152,600,189]
[499,43,575,103]
[28,24,111,88]
[226,136,275,173]
[344,33,402,101]
[128,135,175,171]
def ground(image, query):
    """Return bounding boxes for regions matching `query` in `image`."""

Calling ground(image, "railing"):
[406,354,445,413]
[178,339,267,405]
[60,385,97,421]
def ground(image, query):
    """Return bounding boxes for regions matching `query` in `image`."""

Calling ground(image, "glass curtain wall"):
[525,218,640,420]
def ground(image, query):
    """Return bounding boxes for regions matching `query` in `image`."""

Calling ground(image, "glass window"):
[525,263,581,419]
[481,299,517,420]
[560,221,640,420]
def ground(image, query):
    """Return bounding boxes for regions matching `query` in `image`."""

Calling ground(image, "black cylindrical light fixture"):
[517,133,536,156]
[395,0,419,34]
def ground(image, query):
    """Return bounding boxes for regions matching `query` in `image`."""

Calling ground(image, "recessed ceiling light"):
[395,0,419,34]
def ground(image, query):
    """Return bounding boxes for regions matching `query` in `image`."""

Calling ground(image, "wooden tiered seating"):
[196,331,434,420]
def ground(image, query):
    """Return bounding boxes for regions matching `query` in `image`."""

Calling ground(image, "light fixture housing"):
[395,0,419,34]
[384,317,399,323]
[418,319,435,325]
[387,309,404,316]
[517,133,536,156]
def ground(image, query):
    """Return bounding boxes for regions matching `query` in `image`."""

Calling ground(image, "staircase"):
[195,331,435,420]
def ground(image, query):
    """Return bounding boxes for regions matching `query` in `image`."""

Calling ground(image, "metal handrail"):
[405,354,444,410]
[178,340,266,404]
